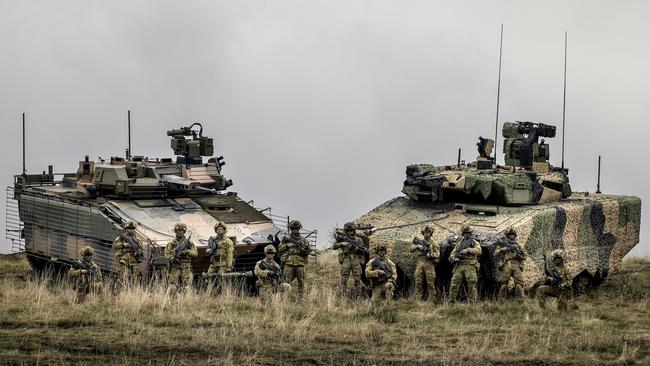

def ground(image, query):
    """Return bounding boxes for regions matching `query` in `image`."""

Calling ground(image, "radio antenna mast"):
[561,32,567,172]
[127,110,132,159]
[22,113,26,176]
[493,23,504,165]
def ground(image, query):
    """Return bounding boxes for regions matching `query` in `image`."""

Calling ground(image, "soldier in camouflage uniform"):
[448,225,482,303]
[365,243,397,305]
[278,220,310,297]
[409,225,440,302]
[164,223,198,292]
[536,249,575,311]
[333,222,370,297]
[494,227,527,301]
[254,245,291,300]
[206,221,234,275]
[68,246,103,302]
[112,221,144,290]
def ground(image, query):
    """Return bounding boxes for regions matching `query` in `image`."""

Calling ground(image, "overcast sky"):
[1,0,648,256]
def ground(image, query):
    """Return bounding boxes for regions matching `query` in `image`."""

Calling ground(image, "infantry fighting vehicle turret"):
[8,122,316,277]
[350,121,641,296]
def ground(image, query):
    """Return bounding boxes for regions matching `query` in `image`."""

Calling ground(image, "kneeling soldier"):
[537,249,575,311]
[206,221,234,275]
[69,246,103,302]
[494,227,527,301]
[410,225,440,301]
[165,223,198,292]
[254,245,291,300]
[278,220,310,297]
[365,244,397,305]
[449,225,482,303]
[112,221,144,290]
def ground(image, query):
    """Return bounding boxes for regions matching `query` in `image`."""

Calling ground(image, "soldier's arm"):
[409,238,420,253]
[68,268,81,278]
[225,238,234,269]
[188,242,198,258]
[332,240,344,250]
[448,243,459,262]
[164,241,174,260]
[494,246,504,256]
[389,260,398,281]
[278,239,289,253]
[432,242,441,261]
[254,261,268,278]
[92,264,103,282]
[112,237,124,250]
[365,261,380,278]
[469,241,482,256]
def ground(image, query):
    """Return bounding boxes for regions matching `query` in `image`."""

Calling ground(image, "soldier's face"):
[507,234,516,241]
[290,228,300,235]
[126,228,135,236]
[423,231,432,239]
[554,257,563,265]
[265,252,274,259]
[215,227,226,236]
[175,230,185,239]
[463,232,471,239]
[345,229,355,236]
[83,254,93,261]
[377,250,386,259]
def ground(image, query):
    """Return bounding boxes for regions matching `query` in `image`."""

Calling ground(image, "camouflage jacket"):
[278,234,309,266]
[333,234,368,256]
[254,258,283,285]
[164,236,198,265]
[449,238,482,265]
[409,237,440,263]
[547,262,571,288]
[494,238,527,264]
[112,234,144,263]
[69,260,103,284]
[207,235,234,269]
[365,257,397,286]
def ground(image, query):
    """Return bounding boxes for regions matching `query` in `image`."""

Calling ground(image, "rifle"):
[258,260,285,282]
[543,253,564,288]
[207,236,223,263]
[282,235,310,256]
[413,238,435,259]
[170,234,192,264]
[495,238,526,260]
[451,238,476,263]
[73,260,98,278]
[120,233,145,261]
[371,258,394,284]
[334,233,369,256]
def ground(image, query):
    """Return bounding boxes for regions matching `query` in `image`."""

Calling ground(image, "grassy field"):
[0,252,648,365]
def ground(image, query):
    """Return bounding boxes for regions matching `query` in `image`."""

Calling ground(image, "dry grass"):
[0,252,649,365]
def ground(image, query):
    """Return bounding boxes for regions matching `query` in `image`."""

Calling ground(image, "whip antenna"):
[493,23,504,165]
[127,110,132,159]
[561,32,567,172]
[22,113,26,176]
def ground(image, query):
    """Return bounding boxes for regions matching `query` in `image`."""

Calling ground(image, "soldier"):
[333,222,370,298]
[494,227,527,301]
[536,249,575,311]
[164,223,198,292]
[278,220,310,297]
[365,243,397,305]
[409,225,440,302]
[68,246,103,302]
[254,245,291,300]
[112,221,144,290]
[206,221,234,275]
[448,225,482,303]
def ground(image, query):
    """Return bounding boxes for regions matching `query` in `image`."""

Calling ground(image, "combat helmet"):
[344,222,356,231]
[551,249,565,260]
[80,245,94,257]
[173,222,187,233]
[264,245,276,254]
[124,221,136,230]
[505,227,517,237]
[421,225,434,234]
[461,224,472,234]
[214,221,227,231]
[289,220,302,230]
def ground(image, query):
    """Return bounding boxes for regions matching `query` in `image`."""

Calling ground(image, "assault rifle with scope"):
[170,234,192,264]
[119,233,145,261]
[413,238,436,259]
[258,260,285,282]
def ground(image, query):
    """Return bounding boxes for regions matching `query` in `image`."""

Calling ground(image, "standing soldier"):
[448,225,482,303]
[410,225,440,302]
[68,246,103,302]
[254,245,291,300]
[536,249,575,311]
[206,221,234,275]
[365,243,397,305]
[494,227,527,301]
[112,221,144,290]
[164,223,198,292]
[333,222,370,298]
[278,220,310,297]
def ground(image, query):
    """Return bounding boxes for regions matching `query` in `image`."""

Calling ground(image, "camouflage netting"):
[349,193,641,290]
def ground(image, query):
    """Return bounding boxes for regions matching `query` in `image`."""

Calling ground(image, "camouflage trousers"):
[498,260,525,300]
[370,281,395,304]
[116,261,141,290]
[258,282,292,301]
[449,263,478,303]
[207,264,229,274]
[339,254,363,297]
[414,257,436,301]
[75,281,103,303]
[168,263,193,291]
[283,264,305,297]
[537,285,573,311]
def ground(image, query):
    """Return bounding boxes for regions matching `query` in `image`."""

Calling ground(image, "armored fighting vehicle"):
[8,122,316,277]
[348,121,641,296]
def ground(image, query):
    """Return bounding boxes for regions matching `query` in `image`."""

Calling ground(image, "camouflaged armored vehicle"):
[350,121,641,296]
[8,122,315,277]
